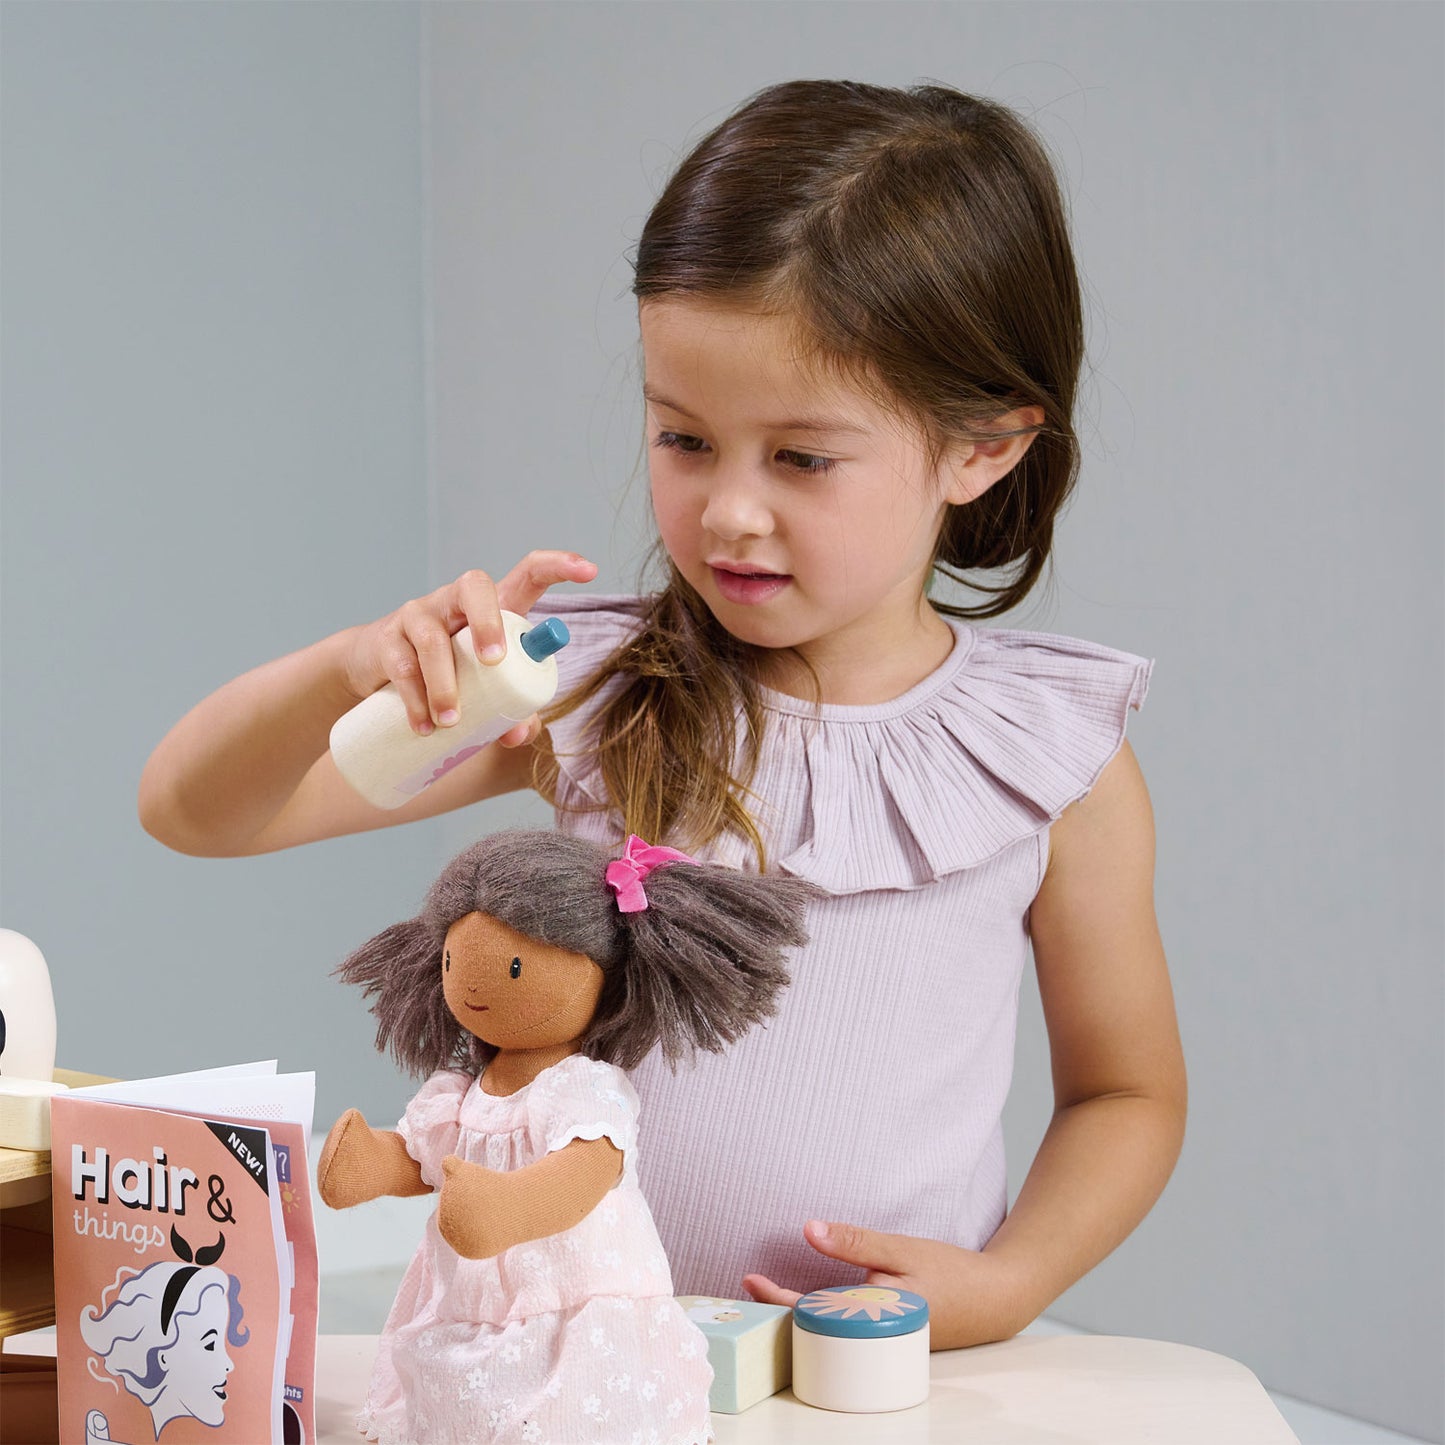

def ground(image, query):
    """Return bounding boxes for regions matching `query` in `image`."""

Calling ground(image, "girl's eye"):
[509,957,522,979]
[205,1340,215,1351]
[651,431,835,475]
[777,449,835,475]
[652,430,707,456]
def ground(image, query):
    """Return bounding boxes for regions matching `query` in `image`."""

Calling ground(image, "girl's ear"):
[940,404,1046,506]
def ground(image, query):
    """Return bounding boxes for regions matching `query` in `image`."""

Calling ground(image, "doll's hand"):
[317,1109,429,1208]
[317,1108,386,1209]
[742,1220,1035,1350]
[340,552,598,738]
[437,1154,506,1259]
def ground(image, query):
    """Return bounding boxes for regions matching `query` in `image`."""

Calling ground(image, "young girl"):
[140,78,1186,1352]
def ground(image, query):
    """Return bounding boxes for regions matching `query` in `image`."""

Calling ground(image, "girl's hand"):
[340,550,598,742]
[743,1220,1036,1350]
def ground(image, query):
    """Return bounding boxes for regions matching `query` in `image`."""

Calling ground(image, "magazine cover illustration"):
[51,1097,288,1444]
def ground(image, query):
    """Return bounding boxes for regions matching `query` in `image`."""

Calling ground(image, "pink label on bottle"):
[393,745,484,798]
[421,745,484,789]
[392,719,517,800]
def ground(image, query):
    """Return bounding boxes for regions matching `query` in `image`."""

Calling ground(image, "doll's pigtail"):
[336,918,477,1079]
[587,862,821,1070]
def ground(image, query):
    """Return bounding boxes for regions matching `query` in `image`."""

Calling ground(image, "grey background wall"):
[2,3,1440,1440]
[0,3,438,1136]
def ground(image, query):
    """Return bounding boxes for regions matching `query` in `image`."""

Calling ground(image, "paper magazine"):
[49,1064,316,1445]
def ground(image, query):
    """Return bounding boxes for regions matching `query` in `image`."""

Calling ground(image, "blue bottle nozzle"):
[520,617,570,662]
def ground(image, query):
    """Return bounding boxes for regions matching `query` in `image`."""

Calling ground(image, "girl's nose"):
[700,468,773,541]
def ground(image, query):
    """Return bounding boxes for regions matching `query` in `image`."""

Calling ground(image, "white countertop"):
[312,1332,1298,1444]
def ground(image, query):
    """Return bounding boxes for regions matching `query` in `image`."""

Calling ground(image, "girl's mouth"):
[709,565,792,605]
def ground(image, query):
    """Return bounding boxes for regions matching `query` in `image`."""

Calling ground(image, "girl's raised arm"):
[137,551,597,857]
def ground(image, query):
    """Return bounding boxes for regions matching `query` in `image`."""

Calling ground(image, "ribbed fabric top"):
[532,593,1153,1297]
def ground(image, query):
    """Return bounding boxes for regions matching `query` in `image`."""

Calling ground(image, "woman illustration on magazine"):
[78,1227,248,1441]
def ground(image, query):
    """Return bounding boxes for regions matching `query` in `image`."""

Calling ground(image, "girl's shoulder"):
[766,619,1154,894]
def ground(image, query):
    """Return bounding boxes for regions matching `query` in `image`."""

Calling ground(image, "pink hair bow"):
[605,834,700,913]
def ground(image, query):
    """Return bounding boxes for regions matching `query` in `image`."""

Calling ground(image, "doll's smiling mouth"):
[464,1002,489,1012]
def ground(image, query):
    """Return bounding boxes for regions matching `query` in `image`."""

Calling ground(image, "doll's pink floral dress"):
[357,1054,713,1445]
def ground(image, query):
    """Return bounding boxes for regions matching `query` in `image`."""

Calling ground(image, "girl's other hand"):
[742,1219,1036,1350]
[341,551,597,739]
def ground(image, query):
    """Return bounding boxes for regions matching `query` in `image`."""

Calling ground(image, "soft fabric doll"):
[317,829,817,1445]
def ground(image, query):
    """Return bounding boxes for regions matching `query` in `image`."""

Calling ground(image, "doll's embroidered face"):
[442,911,605,1051]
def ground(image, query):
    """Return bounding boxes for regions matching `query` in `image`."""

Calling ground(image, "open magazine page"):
[50,1082,302,1443]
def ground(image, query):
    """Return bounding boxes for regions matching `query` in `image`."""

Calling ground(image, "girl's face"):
[443,912,605,1051]
[641,298,982,694]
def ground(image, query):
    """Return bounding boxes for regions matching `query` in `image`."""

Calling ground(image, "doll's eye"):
[444,952,450,972]
[509,957,522,979]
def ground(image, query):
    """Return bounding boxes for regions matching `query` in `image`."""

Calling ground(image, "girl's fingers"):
[403,604,461,727]
[379,627,435,736]
[496,714,541,749]
[494,550,599,622]
[802,1218,913,1276]
[742,1273,802,1308]
[352,552,594,731]
[454,570,507,664]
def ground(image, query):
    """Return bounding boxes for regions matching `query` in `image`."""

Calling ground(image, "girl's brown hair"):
[536,79,1085,864]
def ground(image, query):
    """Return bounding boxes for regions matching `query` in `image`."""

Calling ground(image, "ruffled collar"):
[753,619,977,723]
[538,594,1152,896]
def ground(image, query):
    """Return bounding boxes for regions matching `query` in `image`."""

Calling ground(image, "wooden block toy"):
[677,1296,792,1413]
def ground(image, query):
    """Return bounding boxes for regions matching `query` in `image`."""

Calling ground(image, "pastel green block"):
[677,1296,792,1413]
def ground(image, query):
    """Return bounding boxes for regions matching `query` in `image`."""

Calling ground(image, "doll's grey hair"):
[336,829,820,1075]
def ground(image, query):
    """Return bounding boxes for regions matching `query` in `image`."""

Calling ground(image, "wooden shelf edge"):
[0,1224,56,1339]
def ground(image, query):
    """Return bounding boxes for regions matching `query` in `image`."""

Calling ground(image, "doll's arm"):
[437,1136,623,1259]
[317,1107,432,1208]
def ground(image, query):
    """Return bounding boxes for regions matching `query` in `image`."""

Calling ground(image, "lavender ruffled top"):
[532,593,1153,1298]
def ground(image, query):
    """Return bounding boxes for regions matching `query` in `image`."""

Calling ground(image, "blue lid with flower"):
[793,1285,930,1339]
